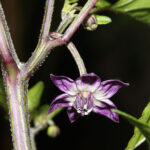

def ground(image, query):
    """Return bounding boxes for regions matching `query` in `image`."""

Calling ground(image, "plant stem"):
[0,2,31,150]
[30,125,46,150]
[0,3,20,72]
[40,0,55,39]
[26,0,98,76]
[67,42,87,75]
[63,0,98,41]
[3,68,31,150]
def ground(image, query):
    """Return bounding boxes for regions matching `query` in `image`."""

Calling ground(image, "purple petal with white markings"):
[93,102,119,123]
[94,98,116,108]
[67,107,81,123]
[100,80,129,98]
[50,74,77,95]
[76,73,101,92]
[48,93,72,114]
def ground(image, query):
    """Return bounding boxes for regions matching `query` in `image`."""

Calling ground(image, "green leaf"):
[0,78,7,111]
[28,81,44,112]
[113,109,150,148]
[111,0,150,25]
[112,0,150,10]
[95,0,111,8]
[95,15,112,25]
[69,0,78,3]
[47,107,64,120]
[125,102,150,150]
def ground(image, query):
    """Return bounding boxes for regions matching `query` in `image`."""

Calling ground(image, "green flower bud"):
[47,125,60,138]
[33,105,49,126]
[83,14,112,31]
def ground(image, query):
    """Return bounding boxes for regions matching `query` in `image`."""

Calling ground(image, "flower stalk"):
[67,42,87,75]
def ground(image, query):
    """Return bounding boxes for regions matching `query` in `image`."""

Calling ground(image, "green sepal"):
[113,109,150,149]
[125,102,150,150]
[95,15,112,25]
[28,81,44,113]
[33,104,49,126]
[33,104,64,125]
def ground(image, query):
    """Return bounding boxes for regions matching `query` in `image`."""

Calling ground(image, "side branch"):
[40,0,55,39]
[63,0,98,42]
[25,0,98,77]
[0,2,20,72]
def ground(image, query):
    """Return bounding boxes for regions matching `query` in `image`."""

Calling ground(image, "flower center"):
[73,91,93,116]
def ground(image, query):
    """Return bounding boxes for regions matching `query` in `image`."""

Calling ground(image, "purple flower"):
[48,73,129,123]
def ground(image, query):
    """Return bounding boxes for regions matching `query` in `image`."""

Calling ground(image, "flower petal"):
[50,74,78,95]
[67,107,81,123]
[94,98,116,108]
[93,102,119,123]
[95,80,129,99]
[48,93,75,114]
[76,73,101,92]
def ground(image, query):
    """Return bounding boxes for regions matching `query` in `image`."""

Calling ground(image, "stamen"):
[74,91,93,116]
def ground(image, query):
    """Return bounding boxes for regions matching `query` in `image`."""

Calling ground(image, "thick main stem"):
[4,70,31,150]
[0,2,32,149]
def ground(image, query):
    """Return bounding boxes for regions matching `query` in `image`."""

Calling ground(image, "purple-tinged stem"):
[25,0,98,76]
[3,70,31,150]
[0,3,20,73]
[40,0,55,39]
[62,0,98,42]
[67,42,87,75]
[0,2,31,150]
[50,32,86,76]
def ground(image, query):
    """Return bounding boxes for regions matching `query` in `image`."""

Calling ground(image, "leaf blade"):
[110,0,150,25]
[28,81,44,112]
[125,102,150,149]
[113,109,150,148]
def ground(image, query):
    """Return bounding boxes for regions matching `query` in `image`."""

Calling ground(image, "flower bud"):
[47,125,60,138]
[83,15,98,31]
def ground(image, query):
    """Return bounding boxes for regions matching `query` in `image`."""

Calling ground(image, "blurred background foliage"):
[0,0,150,149]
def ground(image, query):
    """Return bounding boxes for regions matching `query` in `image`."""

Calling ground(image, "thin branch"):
[63,0,98,42]
[25,0,98,77]
[67,42,87,75]
[0,2,20,72]
[40,0,55,39]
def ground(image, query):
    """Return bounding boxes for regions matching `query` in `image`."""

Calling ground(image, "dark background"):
[0,0,150,149]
